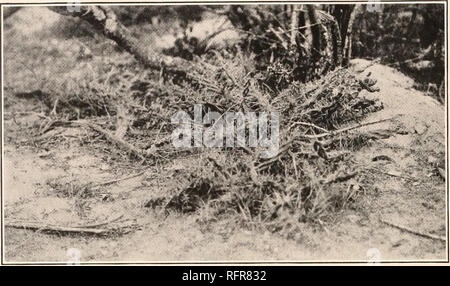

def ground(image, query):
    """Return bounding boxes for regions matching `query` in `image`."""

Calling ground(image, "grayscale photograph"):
[1,1,447,265]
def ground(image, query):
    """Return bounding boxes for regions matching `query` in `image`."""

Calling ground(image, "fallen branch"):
[93,171,147,187]
[48,6,192,76]
[379,218,446,242]
[290,121,330,134]
[5,221,113,235]
[83,121,145,160]
[61,120,146,160]
[33,129,64,142]
[7,214,128,231]
[324,171,359,184]
[74,214,125,229]
[298,117,397,139]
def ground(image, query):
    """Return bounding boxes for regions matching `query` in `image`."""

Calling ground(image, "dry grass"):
[5,13,385,239]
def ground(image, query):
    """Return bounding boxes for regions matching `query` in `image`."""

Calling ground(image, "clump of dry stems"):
[24,43,384,238]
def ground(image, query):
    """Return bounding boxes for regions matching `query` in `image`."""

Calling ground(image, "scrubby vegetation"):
[3,4,444,239]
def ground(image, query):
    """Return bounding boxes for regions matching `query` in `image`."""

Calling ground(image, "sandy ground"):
[3,59,447,263]
[2,7,447,263]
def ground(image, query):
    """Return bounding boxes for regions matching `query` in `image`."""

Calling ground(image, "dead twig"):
[92,171,147,188]
[79,121,145,160]
[33,129,64,142]
[298,117,397,139]
[5,221,114,235]
[290,121,330,134]
[379,218,446,242]
[54,120,146,161]
[74,214,125,229]
[324,171,359,184]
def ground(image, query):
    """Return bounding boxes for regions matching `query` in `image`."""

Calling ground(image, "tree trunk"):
[330,18,342,67]
[306,5,321,66]
[297,7,306,48]
[290,5,299,48]
[342,5,359,65]
[331,4,355,50]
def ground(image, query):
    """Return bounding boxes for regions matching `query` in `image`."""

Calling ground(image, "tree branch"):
[48,6,191,74]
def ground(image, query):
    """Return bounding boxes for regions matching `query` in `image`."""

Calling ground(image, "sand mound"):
[5,7,62,37]
[350,58,445,154]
